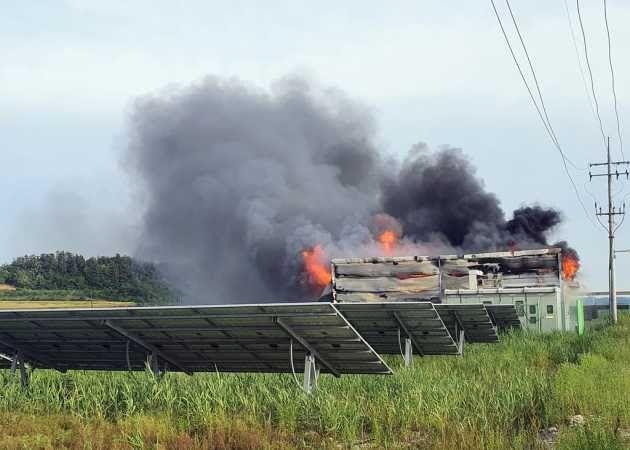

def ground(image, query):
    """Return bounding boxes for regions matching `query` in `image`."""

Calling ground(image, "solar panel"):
[434,304,499,343]
[484,304,522,331]
[334,302,461,363]
[0,303,392,380]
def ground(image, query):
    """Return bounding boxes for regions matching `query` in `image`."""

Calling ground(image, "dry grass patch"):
[0,300,135,309]
[0,413,297,450]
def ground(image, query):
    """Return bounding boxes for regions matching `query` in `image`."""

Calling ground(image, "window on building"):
[547,305,554,316]
[529,316,537,324]
[529,305,537,315]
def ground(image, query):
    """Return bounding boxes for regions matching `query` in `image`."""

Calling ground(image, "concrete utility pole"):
[589,137,629,323]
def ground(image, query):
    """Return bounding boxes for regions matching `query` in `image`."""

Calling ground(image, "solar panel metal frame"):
[434,303,499,343]
[0,303,392,376]
[335,301,461,356]
[0,352,12,369]
[484,304,522,331]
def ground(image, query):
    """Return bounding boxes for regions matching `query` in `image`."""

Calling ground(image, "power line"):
[489,0,601,231]
[489,0,583,170]
[504,0,578,168]
[576,0,607,147]
[583,180,609,233]
[563,0,599,128]
[603,0,624,159]
[490,0,551,144]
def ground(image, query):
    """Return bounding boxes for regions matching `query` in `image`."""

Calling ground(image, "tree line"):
[0,252,177,304]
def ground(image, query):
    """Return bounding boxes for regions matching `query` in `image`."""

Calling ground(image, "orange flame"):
[562,255,580,281]
[378,229,399,254]
[301,245,331,292]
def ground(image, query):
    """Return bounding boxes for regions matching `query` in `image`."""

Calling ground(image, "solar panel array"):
[0,303,391,376]
[0,301,520,382]
[434,304,500,343]
[484,304,522,331]
[335,302,460,356]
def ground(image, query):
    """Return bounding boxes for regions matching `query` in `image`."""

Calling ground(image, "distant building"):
[582,294,630,320]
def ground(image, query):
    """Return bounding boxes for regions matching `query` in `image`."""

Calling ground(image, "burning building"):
[330,248,581,333]
[126,75,583,313]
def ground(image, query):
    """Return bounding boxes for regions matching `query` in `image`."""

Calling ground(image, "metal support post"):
[452,311,466,356]
[392,312,423,362]
[11,352,29,388]
[403,338,413,367]
[303,353,317,394]
[457,328,465,356]
[149,351,160,376]
[19,356,29,389]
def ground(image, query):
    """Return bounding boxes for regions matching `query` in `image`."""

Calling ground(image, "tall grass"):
[1,316,629,449]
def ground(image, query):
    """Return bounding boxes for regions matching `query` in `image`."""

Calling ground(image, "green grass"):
[1,317,629,449]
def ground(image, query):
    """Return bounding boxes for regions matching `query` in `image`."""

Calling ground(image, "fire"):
[378,229,399,253]
[301,245,331,292]
[562,255,580,281]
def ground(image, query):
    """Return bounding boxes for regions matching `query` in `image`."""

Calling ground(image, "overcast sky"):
[2,0,630,290]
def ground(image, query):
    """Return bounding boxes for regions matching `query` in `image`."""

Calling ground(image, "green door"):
[527,301,541,332]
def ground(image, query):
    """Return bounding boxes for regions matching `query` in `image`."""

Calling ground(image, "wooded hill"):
[0,252,176,304]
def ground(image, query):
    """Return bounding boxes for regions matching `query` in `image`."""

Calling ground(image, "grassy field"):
[0,288,136,302]
[0,300,136,309]
[0,317,628,449]
[0,287,138,309]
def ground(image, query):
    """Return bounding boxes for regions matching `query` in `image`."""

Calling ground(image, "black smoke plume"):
[125,76,570,302]
[381,145,505,247]
[506,206,562,245]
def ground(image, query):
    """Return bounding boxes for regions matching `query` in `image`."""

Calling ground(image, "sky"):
[2,0,630,290]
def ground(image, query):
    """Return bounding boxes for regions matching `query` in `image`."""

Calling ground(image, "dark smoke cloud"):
[126,76,381,302]
[125,76,568,302]
[380,145,566,253]
[506,206,562,245]
[382,144,505,247]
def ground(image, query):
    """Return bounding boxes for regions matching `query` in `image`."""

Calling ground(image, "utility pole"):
[589,137,629,323]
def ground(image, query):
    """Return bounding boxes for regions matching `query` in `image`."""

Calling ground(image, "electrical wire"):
[490,0,602,231]
[563,0,600,129]
[288,339,301,388]
[504,0,583,172]
[603,0,624,159]
[613,190,630,233]
[576,0,607,148]
[613,212,625,233]
[491,0,584,171]
[584,181,611,233]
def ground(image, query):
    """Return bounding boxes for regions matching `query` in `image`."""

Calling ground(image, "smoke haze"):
[125,76,569,302]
